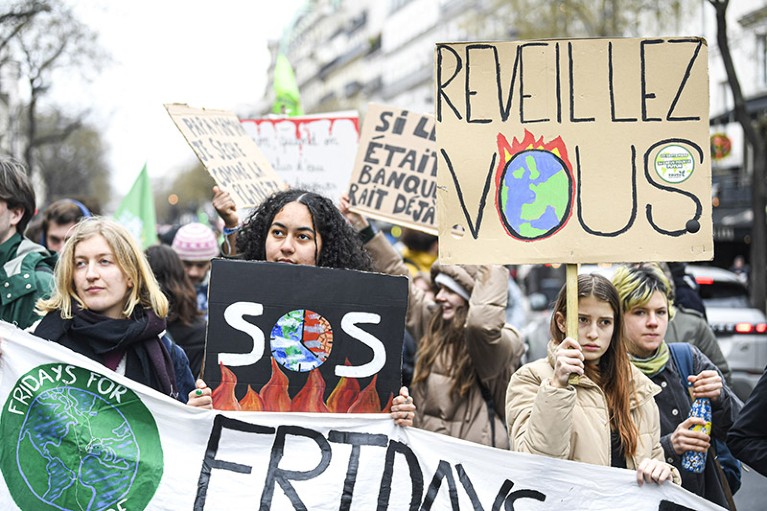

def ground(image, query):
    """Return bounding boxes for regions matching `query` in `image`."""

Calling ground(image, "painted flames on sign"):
[211,360,391,413]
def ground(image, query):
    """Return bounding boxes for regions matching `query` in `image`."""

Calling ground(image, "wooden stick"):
[566,263,581,385]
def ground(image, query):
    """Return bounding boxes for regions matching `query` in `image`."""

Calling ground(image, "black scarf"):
[34,307,178,398]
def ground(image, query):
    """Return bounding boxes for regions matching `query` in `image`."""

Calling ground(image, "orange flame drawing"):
[496,129,572,173]
[291,369,329,413]
[347,375,381,413]
[212,362,241,411]
[259,358,292,412]
[239,385,265,411]
[327,359,361,413]
[381,392,394,413]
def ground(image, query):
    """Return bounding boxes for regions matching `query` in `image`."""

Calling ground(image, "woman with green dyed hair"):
[613,263,741,509]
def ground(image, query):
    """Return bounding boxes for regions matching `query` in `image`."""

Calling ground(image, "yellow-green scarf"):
[629,341,670,377]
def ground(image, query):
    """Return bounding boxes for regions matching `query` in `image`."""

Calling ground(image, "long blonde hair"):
[37,217,168,319]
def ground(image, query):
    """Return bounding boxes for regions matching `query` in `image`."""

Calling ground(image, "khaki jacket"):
[366,233,524,447]
[506,340,681,483]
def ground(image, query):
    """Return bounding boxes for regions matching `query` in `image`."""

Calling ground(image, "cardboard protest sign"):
[240,112,359,199]
[435,38,712,264]
[0,324,724,511]
[203,260,408,413]
[165,104,284,208]
[348,103,438,234]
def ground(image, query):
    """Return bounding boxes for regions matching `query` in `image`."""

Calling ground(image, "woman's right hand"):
[212,186,239,228]
[338,194,369,231]
[551,337,584,388]
[670,416,710,455]
[187,379,213,409]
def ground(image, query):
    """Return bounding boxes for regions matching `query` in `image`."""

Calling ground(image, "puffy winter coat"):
[506,340,681,483]
[366,233,524,447]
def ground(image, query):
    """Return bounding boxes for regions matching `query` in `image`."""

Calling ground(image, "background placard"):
[241,112,359,200]
[348,103,438,234]
[165,103,284,208]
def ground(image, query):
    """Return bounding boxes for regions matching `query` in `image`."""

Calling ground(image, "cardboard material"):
[241,112,360,200]
[204,259,408,413]
[435,38,712,264]
[348,103,438,235]
[165,104,284,208]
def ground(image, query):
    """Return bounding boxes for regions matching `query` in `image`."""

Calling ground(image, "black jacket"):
[727,365,767,477]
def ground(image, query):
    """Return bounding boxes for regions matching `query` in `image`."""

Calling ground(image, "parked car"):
[685,264,766,401]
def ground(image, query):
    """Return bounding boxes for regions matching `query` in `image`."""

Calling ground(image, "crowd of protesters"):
[1,155,765,508]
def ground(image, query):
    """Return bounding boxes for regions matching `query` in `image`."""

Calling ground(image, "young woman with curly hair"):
[189,188,414,425]
[212,186,371,271]
[506,273,679,485]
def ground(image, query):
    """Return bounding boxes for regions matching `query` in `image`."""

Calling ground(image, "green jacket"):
[0,233,56,329]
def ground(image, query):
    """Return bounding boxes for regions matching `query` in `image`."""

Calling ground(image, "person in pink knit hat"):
[171,222,219,317]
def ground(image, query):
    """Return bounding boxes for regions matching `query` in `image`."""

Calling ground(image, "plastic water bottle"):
[681,385,712,474]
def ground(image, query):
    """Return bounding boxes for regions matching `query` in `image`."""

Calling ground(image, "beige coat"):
[366,233,524,447]
[506,340,681,482]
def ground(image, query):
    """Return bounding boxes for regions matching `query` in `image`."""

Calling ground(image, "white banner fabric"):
[0,322,722,511]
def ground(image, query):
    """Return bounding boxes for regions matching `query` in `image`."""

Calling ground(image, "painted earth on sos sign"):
[1,364,162,511]
[498,149,572,240]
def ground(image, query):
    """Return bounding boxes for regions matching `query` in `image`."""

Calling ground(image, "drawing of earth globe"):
[1,364,163,511]
[271,309,334,372]
[498,149,572,240]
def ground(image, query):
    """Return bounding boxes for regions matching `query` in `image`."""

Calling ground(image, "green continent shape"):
[520,170,569,221]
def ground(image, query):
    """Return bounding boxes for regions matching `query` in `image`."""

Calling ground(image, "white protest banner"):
[435,38,712,264]
[241,112,359,200]
[0,323,721,511]
[0,323,723,510]
[348,103,437,235]
[165,104,285,209]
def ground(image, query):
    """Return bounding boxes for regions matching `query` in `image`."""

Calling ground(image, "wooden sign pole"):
[566,263,580,385]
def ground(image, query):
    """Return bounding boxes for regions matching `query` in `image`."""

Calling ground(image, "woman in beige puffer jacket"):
[506,273,680,485]
[360,226,524,448]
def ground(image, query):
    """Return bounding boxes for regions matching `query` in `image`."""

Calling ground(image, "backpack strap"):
[668,342,695,395]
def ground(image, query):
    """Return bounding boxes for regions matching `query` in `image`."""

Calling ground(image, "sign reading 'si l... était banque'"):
[435,38,712,264]
[165,103,285,209]
[348,103,438,235]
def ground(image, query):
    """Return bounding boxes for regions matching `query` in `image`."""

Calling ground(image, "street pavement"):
[733,463,766,511]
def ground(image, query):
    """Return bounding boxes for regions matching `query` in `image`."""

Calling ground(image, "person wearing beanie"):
[339,195,525,448]
[171,222,219,317]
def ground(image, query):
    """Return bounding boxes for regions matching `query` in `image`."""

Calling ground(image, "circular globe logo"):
[270,309,333,372]
[498,149,572,240]
[1,364,163,511]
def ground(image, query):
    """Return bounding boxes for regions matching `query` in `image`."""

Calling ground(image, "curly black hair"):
[237,189,372,271]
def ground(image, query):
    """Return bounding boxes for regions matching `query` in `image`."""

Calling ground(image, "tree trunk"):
[710,0,767,310]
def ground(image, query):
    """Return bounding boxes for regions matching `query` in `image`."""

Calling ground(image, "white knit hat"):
[434,272,471,301]
[172,223,219,261]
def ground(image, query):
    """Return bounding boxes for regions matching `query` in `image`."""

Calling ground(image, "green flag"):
[114,164,158,248]
[272,53,303,116]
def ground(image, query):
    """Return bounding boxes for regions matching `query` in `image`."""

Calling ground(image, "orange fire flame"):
[212,362,241,411]
[259,358,292,412]
[327,359,361,413]
[239,385,265,411]
[347,375,381,413]
[381,392,394,413]
[291,369,329,413]
[496,129,572,173]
